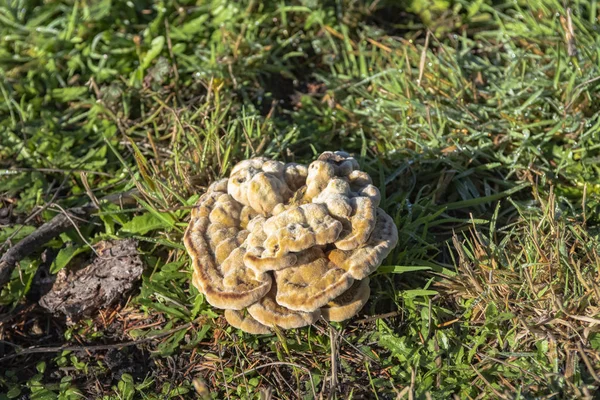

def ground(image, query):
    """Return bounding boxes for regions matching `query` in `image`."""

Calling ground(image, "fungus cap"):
[317,151,360,176]
[260,203,343,258]
[183,187,272,310]
[274,248,354,312]
[224,309,271,335]
[327,208,399,280]
[227,158,292,215]
[247,285,321,329]
[321,278,370,322]
[312,179,377,250]
[185,152,399,333]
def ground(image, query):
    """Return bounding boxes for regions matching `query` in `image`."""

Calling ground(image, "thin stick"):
[417,31,431,87]
[355,311,401,324]
[471,365,508,399]
[51,203,99,258]
[577,342,600,383]
[0,175,70,254]
[232,361,317,399]
[329,327,339,399]
[0,190,138,288]
[1,167,113,177]
[0,316,204,363]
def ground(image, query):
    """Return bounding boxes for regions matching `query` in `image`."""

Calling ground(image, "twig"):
[577,342,600,383]
[80,172,101,209]
[51,203,99,258]
[329,326,339,400]
[0,304,36,325]
[218,343,231,400]
[355,311,402,324]
[560,8,577,57]
[0,190,138,288]
[471,365,508,399]
[232,361,317,399]
[409,366,415,400]
[0,175,70,254]
[314,321,380,364]
[0,167,113,177]
[0,316,204,364]
[417,31,431,87]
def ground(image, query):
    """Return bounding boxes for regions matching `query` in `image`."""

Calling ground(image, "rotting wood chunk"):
[39,239,144,320]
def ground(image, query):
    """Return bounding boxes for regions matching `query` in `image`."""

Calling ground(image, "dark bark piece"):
[0,191,137,288]
[0,207,90,286]
[39,239,144,320]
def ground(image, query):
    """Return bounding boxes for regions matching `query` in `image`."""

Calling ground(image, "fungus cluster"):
[184,151,398,334]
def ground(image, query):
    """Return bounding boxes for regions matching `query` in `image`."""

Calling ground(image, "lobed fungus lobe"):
[184,151,398,333]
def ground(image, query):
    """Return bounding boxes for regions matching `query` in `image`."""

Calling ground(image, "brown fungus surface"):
[274,247,354,312]
[321,277,371,322]
[184,152,399,333]
[247,284,321,329]
[312,178,377,250]
[224,309,271,335]
[183,190,272,310]
[227,158,292,215]
[327,209,399,280]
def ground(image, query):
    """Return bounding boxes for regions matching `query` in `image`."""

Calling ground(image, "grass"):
[1,0,600,398]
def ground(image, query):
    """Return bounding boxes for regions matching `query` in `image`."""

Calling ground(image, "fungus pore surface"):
[184,151,399,333]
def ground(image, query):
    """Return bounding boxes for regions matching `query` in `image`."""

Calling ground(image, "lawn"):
[1,0,600,398]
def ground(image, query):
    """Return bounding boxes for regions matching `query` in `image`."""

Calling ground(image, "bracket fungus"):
[184,151,398,333]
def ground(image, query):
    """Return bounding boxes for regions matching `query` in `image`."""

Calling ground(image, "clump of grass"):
[1,0,600,398]
[441,188,600,397]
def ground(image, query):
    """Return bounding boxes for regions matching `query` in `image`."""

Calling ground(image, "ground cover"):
[1,0,600,398]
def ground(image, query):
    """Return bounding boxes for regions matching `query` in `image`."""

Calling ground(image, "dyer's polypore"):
[184,151,398,333]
